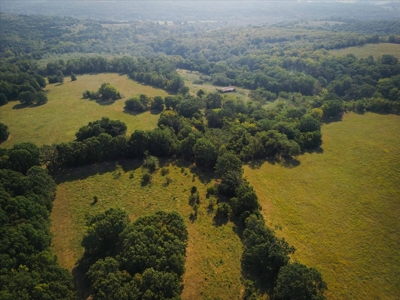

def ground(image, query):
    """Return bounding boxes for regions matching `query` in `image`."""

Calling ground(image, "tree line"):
[0,164,75,299]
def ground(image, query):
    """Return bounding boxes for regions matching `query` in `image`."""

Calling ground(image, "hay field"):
[244,112,400,299]
[51,160,243,300]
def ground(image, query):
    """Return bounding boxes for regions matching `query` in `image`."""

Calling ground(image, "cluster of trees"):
[79,209,188,300]
[83,83,121,101]
[75,117,127,141]
[0,63,47,106]
[40,87,325,171]
[2,14,400,114]
[0,165,75,299]
[0,142,41,174]
[41,56,184,93]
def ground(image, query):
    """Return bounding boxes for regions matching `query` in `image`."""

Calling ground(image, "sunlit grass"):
[329,43,400,59]
[244,112,400,300]
[177,69,250,102]
[0,73,167,147]
[51,159,243,299]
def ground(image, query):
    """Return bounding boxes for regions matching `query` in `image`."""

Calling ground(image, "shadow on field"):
[51,159,142,184]
[123,109,146,116]
[12,102,45,109]
[323,113,343,124]
[305,146,324,155]
[95,98,116,106]
[72,258,93,300]
[150,108,163,115]
[247,157,301,169]
[12,103,28,109]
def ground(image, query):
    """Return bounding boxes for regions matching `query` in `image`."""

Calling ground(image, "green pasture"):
[51,160,243,300]
[244,112,400,300]
[0,73,167,147]
[177,69,250,102]
[329,43,400,59]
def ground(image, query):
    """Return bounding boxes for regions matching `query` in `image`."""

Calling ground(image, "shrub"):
[161,167,170,176]
[141,172,152,185]
[215,202,231,220]
[143,155,159,173]
[206,185,217,198]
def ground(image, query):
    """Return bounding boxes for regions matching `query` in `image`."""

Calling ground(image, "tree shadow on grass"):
[12,103,29,109]
[150,108,163,115]
[304,146,324,155]
[95,98,116,106]
[281,156,301,168]
[72,254,97,300]
[247,157,300,169]
[123,109,146,116]
[51,159,142,184]
[322,113,343,124]
[12,102,47,109]
[246,160,265,170]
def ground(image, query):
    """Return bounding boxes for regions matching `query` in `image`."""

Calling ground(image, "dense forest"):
[1,2,400,299]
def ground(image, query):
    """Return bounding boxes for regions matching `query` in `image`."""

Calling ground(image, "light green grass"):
[0,73,167,147]
[329,43,400,59]
[244,112,400,300]
[51,160,243,300]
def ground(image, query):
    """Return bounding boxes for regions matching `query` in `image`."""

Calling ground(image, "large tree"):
[193,138,217,168]
[0,122,10,143]
[275,262,327,300]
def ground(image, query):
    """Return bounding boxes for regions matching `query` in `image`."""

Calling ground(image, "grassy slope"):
[244,112,400,300]
[329,43,400,59]
[51,160,243,300]
[0,73,167,147]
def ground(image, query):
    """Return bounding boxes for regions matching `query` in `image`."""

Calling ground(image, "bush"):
[0,122,10,143]
[215,202,231,220]
[189,191,200,206]
[143,155,159,173]
[206,185,217,198]
[141,172,152,185]
[161,167,170,176]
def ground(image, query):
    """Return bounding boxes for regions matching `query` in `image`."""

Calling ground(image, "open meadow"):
[0,73,167,147]
[177,69,250,102]
[329,43,400,59]
[50,160,243,300]
[244,112,400,299]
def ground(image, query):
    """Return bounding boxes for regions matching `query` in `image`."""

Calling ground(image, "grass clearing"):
[329,43,400,59]
[0,73,167,147]
[51,159,243,300]
[178,69,250,102]
[244,112,400,300]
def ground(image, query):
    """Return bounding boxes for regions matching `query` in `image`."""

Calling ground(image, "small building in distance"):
[218,86,235,93]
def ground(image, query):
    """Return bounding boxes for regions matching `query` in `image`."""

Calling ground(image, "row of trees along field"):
[0,145,327,299]
[1,52,400,112]
[0,56,184,108]
[0,158,75,298]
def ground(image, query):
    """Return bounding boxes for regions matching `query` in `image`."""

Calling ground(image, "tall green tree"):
[193,138,217,168]
[275,262,327,300]
[0,122,9,143]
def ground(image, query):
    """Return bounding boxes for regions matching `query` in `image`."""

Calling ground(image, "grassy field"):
[0,73,167,148]
[244,112,400,300]
[177,69,250,102]
[51,160,243,300]
[329,43,400,59]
